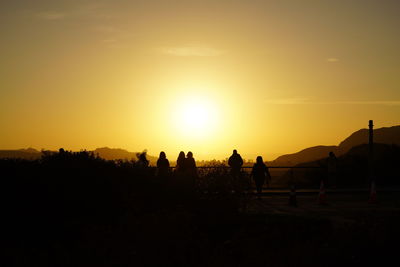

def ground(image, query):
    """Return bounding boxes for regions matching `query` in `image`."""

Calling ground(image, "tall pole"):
[368,120,374,184]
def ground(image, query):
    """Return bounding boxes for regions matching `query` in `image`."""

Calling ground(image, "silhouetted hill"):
[0,148,42,159]
[94,147,137,160]
[274,143,400,187]
[94,147,158,164]
[338,125,400,153]
[271,146,338,166]
[271,125,400,166]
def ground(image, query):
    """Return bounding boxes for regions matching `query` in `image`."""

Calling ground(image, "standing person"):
[228,149,243,177]
[174,151,186,192]
[327,151,338,188]
[156,151,170,178]
[250,156,271,200]
[228,149,243,192]
[135,151,150,178]
[185,151,198,192]
[136,151,149,168]
[175,151,186,173]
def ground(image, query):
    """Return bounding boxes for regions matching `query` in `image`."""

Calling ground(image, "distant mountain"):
[271,125,400,166]
[270,146,338,166]
[94,147,158,164]
[94,147,137,161]
[338,126,400,153]
[273,143,400,187]
[0,148,42,160]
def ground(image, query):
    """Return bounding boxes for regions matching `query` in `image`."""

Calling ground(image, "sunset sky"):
[1,0,399,160]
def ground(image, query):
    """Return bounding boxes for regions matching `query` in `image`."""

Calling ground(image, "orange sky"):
[0,0,399,160]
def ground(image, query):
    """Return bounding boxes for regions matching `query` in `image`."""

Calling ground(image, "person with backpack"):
[250,156,271,199]
[228,149,243,178]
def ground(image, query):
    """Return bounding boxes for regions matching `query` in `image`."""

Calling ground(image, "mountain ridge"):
[1,125,398,165]
[270,125,400,166]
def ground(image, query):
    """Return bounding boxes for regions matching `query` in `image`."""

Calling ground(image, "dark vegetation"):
[2,148,400,266]
[2,151,250,266]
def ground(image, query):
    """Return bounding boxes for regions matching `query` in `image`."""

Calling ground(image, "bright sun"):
[183,102,209,129]
[172,95,219,138]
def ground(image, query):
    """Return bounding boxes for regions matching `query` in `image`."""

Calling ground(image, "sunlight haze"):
[1,0,399,160]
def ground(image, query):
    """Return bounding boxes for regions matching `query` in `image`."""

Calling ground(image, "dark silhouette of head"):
[137,151,148,162]
[136,151,149,167]
[178,151,185,160]
[233,149,237,154]
[329,151,335,157]
[159,151,166,159]
[256,156,263,164]
[187,151,193,159]
[176,151,186,170]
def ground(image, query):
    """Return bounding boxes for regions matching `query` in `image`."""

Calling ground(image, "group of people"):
[152,149,272,198]
[155,151,198,178]
[141,149,338,198]
[156,151,198,195]
[228,149,272,198]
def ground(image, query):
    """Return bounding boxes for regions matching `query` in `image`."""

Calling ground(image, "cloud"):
[264,98,310,105]
[76,2,115,19]
[161,46,226,57]
[327,58,339,62]
[265,98,400,106]
[94,25,121,33]
[102,39,117,43]
[35,2,112,21]
[339,101,400,106]
[37,11,66,20]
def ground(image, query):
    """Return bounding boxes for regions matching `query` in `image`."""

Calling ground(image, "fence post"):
[368,120,374,185]
[289,169,297,206]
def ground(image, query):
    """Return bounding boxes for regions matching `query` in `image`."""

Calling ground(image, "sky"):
[0,0,399,160]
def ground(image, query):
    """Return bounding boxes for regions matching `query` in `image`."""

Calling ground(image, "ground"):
[8,190,400,266]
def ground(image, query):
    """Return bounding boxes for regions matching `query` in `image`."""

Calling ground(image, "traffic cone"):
[318,180,327,205]
[289,185,297,207]
[368,181,377,204]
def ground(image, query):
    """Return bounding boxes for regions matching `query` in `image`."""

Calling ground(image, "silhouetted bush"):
[2,149,400,266]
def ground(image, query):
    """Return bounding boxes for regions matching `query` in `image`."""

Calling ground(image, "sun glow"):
[172,94,219,139]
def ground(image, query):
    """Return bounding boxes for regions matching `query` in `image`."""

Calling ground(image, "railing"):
[185,166,326,191]
[193,166,322,169]
[145,164,384,190]
[163,166,322,169]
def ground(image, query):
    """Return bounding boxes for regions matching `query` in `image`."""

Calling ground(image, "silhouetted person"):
[156,151,170,178]
[228,149,243,178]
[228,149,243,191]
[185,151,198,192]
[173,151,186,194]
[136,151,149,168]
[176,151,186,173]
[327,151,337,188]
[185,151,197,175]
[250,156,271,199]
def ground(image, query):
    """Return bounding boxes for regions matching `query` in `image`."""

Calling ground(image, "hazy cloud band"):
[265,98,400,106]
[161,46,226,57]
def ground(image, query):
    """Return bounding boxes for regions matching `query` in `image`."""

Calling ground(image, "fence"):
[159,165,326,192]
